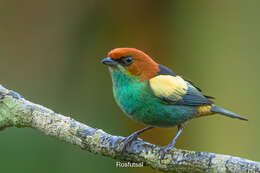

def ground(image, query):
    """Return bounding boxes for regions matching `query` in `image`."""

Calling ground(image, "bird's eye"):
[119,56,133,66]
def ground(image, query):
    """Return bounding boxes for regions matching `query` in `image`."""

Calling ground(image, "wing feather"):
[149,75,212,106]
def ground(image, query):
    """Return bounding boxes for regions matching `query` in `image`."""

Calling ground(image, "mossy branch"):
[0,85,259,173]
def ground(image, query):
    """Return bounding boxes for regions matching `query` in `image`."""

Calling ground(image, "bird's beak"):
[101,57,117,66]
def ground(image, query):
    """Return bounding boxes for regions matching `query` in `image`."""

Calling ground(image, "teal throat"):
[110,70,197,127]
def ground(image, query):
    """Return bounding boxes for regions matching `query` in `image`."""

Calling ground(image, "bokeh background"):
[0,1,259,172]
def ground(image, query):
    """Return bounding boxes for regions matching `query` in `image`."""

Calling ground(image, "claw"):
[120,126,154,153]
[159,144,175,160]
[8,90,23,99]
[159,124,184,160]
[121,132,139,152]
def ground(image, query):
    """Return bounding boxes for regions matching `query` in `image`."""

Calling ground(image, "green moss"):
[0,97,31,129]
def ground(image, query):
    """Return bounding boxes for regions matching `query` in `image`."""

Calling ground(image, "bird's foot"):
[159,144,175,160]
[8,90,23,99]
[120,132,139,153]
[120,126,154,153]
[159,125,183,159]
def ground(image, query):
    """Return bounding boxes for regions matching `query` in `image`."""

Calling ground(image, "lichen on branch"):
[0,85,259,173]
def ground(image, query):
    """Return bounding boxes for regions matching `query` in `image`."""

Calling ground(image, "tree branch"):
[0,85,258,173]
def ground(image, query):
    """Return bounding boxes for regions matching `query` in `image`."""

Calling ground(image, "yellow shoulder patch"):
[149,75,188,101]
[196,105,214,117]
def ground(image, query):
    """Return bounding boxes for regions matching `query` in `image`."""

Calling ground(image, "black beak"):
[101,57,117,66]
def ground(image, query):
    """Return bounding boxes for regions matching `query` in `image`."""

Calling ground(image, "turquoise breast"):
[111,70,197,127]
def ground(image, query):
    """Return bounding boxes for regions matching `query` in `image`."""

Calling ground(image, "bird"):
[101,48,247,157]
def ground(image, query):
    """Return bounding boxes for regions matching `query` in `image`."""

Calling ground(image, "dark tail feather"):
[211,105,248,121]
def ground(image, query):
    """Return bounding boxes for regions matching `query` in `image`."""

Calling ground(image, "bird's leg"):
[166,124,183,148]
[160,124,184,159]
[121,126,154,152]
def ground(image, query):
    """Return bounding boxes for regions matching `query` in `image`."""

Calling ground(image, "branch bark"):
[0,85,258,173]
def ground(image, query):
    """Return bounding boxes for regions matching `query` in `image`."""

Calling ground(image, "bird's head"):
[102,48,159,81]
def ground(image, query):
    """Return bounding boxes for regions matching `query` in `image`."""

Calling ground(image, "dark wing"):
[157,64,177,76]
[181,77,202,92]
[158,64,215,100]
[149,64,214,106]
[181,76,215,99]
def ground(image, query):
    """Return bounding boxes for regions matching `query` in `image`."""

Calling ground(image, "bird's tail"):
[210,105,248,121]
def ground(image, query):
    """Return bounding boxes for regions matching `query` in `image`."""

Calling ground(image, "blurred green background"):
[0,0,259,172]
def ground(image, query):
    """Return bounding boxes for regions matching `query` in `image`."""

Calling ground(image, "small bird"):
[101,48,247,156]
